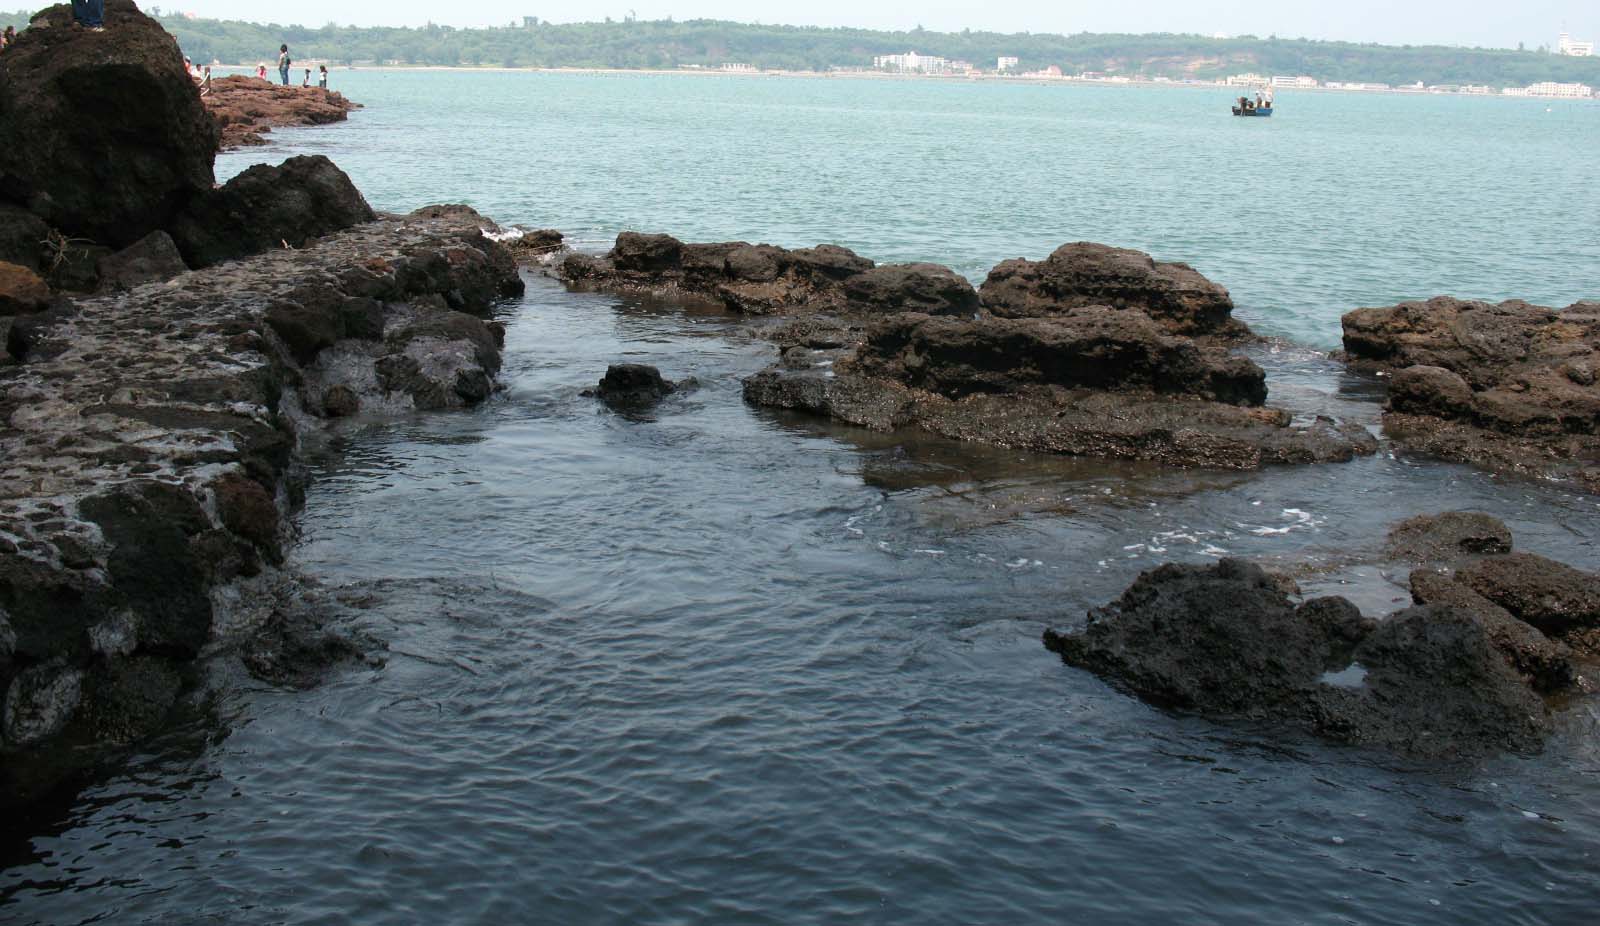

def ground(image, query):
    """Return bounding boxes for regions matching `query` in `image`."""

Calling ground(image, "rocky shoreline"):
[561,232,1377,471]
[203,74,362,150]
[0,2,524,811]
[3,0,1598,824]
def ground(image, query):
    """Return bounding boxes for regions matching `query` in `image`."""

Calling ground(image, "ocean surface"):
[5,73,1600,925]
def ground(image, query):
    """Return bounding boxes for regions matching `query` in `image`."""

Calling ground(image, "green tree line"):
[5,7,1599,88]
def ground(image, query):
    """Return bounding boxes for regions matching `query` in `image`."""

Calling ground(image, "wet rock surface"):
[95,230,189,293]
[585,363,678,411]
[1043,558,1553,757]
[1341,296,1600,491]
[0,0,218,248]
[559,231,976,317]
[1044,511,1600,756]
[0,211,522,805]
[203,74,362,150]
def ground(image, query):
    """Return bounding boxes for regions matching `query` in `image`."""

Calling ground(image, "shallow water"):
[5,74,1600,924]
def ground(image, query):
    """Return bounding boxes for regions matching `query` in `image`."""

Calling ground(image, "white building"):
[720,62,756,72]
[1270,75,1318,88]
[1557,32,1595,56]
[1225,72,1265,86]
[873,51,950,74]
[997,56,1019,72]
[1519,81,1594,98]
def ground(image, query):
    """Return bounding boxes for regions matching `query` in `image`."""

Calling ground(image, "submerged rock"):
[586,363,678,410]
[1341,296,1600,490]
[0,0,218,248]
[1044,558,1552,757]
[979,242,1245,338]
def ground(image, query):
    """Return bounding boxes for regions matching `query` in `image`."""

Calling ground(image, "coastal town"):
[843,30,1598,98]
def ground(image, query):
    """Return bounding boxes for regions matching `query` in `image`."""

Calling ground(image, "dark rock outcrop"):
[0,0,218,248]
[1341,296,1600,490]
[170,155,377,268]
[1458,553,1600,637]
[854,309,1266,405]
[980,242,1244,337]
[0,204,50,273]
[0,212,522,807]
[1409,569,1575,693]
[202,74,361,150]
[585,363,678,410]
[95,230,188,293]
[1043,558,1552,757]
[559,231,976,317]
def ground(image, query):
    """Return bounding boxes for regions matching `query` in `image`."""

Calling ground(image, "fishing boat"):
[1232,92,1274,116]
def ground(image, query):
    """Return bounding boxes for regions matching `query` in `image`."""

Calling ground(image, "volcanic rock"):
[1408,569,1575,693]
[586,363,677,410]
[1384,511,1513,562]
[979,242,1244,337]
[560,231,977,317]
[1044,558,1551,757]
[202,74,361,150]
[0,204,50,273]
[0,0,218,248]
[1458,553,1600,637]
[96,230,188,292]
[855,309,1265,405]
[170,155,377,268]
[1341,296,1600,490]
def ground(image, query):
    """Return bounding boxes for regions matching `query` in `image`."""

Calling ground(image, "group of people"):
[256,45,327,89]
[184,56,213,96]
[1238,89,1274,111]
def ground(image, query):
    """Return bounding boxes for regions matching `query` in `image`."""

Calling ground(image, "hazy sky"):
[166,1,1596,50]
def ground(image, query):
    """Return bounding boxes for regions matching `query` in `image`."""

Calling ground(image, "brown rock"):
[0,261,51,315]
[1409,569,1575,693]
[1459,552,1600,636]
[979,242,1241,337]
[203,75,360,150]
[1385,511,1513,562]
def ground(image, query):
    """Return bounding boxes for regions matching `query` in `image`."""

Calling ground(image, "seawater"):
[3,73,1599,925]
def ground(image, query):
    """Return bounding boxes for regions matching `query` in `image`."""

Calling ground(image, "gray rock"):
[170,155,376,268]
[88,611,140,659]
[587,363,678,410]
[3,663,85,746]
[1459,552,1600,636]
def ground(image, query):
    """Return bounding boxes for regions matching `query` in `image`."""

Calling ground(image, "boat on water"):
[1231,92,1274,117]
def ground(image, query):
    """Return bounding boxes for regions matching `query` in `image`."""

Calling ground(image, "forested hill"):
[5,9,1599,88]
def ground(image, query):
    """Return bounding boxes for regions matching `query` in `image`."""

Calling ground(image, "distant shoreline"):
[210,64,1597,102]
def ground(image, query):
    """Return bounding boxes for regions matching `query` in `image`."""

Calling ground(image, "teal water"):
[221,71,1600,347]
[4,73,1600,926]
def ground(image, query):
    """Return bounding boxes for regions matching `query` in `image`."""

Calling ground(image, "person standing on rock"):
[70,0,105,30]
[256,62,267,80]
[302,67,311,87]
[1,25,15,49]
[277,44,290,85]
[318,65,328,89]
